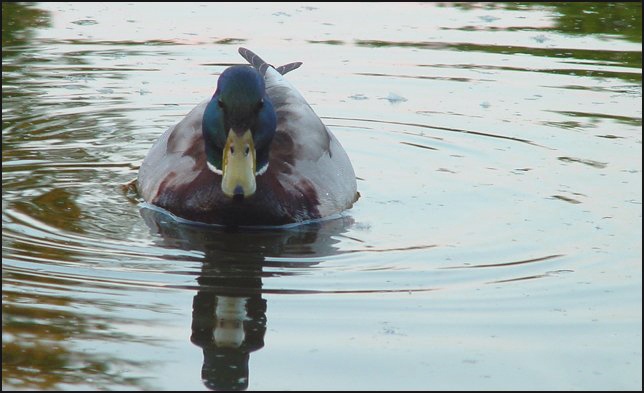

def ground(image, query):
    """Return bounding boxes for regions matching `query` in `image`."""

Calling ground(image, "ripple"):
[557,156,608,168]
[440,254,564,269]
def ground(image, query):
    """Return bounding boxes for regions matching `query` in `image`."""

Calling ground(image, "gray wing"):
[137,101,208,203]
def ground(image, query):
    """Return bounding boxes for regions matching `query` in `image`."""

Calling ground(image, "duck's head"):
[202,66,276,200]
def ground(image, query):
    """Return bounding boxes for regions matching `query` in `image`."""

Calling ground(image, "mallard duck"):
[137,48,358,226]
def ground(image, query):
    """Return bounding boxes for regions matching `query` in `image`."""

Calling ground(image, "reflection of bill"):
[139,205,353,390]
[213,296,248,348]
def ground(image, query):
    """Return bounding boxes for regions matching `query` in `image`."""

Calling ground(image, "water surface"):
[2,2,642,390]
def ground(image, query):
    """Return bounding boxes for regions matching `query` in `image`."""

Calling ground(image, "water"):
[2,2,641,390]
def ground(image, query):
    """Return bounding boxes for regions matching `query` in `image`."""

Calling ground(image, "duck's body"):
[137,48,357,226]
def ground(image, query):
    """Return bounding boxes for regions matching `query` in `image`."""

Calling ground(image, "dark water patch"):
[558,156,607,169]
[307,39,346,45]
[71,19,98,26]
[441,2,642,43]
[399,141,438,151]
[550,195,582,205]
[422,63,641,82]
[357,72,480,83]
[356,40,641,72]
[548,110,643,128]
[486,269,574,284]
[596,134,624,140]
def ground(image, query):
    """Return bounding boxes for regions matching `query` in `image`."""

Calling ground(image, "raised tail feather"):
[275,62,303,75]
[238,47,302,76]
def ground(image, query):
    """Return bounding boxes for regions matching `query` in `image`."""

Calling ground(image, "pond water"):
[2,2,641,390]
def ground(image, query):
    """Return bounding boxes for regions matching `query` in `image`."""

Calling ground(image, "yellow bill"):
[221,129,256,199]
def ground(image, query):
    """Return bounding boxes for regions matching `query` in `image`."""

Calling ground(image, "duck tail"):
[238,47,302,76]
[275,61,303,75]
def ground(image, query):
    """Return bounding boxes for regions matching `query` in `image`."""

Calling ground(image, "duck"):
[137,47,358,226]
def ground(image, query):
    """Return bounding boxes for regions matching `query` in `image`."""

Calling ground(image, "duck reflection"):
[139,206,352,390]
[191,266,266,391]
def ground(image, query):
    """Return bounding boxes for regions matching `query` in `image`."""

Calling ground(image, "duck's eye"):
[255,99,264,112]
[218,99,225,109]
